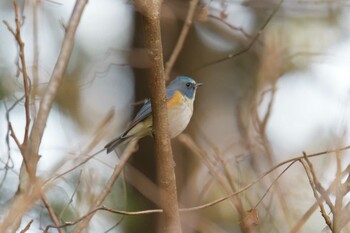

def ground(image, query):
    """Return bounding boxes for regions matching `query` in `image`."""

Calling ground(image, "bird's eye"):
[186,82,191,88]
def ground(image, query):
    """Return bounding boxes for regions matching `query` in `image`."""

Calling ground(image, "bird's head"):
[168,76,202,100]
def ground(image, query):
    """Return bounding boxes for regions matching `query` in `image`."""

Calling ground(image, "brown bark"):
[134,0,182,232]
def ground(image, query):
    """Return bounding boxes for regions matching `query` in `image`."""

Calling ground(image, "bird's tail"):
[105,137,126,154]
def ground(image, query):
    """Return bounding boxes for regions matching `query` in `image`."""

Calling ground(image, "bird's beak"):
[195,83,203,88]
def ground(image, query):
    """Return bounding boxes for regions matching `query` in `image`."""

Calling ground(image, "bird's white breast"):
[168,95,194,138]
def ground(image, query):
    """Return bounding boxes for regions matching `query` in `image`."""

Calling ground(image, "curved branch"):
[164,0,199,78]
[26,0,88,179]
[44,205,163,233]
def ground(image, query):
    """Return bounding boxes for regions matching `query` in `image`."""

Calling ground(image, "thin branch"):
[302,152,335,213]
[43,109,114,185]
[164,0,200,79]
[0,1,89,231]
[12,0,31,149]
[2,20,16,36]
[26,0,88,179]
[178,134,252,232]
[8,143,349,233]
[8,123,22,150]
[44,148,105,185]
[103,170,128,233]
[254,161,296,208]
[254,83,292,225]
[31,0,40,116]
[19,219,33,233]
[4,96,24,154]
[291,164,350,233]
[212,147,239,194]
[72,140,138,233]
[41,191,64,233]
[3,9,31,169]
[179,160,292,213]
[179,145,350,212]
[208,14,252,39]
[44,205,162,233]
[193,0,284,72]
[1,101,20,191]
[299,158,333,230]
[3,0,32,150]
[333,148,344,233]
[59,170,82,221]
[258,88,277,138]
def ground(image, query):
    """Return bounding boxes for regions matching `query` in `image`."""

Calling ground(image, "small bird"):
[105,76,202,153]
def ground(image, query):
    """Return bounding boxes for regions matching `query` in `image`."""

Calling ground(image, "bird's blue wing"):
[105,100,151,153]
[132,99,152,125]
[121,99,152,137]
[121,89,177,137]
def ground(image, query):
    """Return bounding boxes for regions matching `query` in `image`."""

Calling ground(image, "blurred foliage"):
[0,78,10,100]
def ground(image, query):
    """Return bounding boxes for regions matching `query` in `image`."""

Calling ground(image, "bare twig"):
[31,0,40,116]
[291,164,350,233]
[299,158,333,230]
[0,1,89,231]
[178,134,254,232]
[3,0,31,170]
[208,14,252,39]
[103,170,128,233]
[180,145,350,212]
[179,160,291,213]
[4,98,24,155]
[254,87,292,226]
[72,140,138,232]
[5,143,349,232]
[43,110,114,185]
[213,147,239,194]
[333,149,344,233]
[19,219,33,233]
[44,205,162,233]
[194,0,284,72]
[59,170,83,221]
[41,191,64,233]
[26,0,88,179]
[164,0,200,79]
[2,21,16,36]
[45,148,105,186]
[302,152,335,213]
[1,100,21,191]
[3,0,31,150]
[8,123,22,149]
[254,161,296,208]
[257,88,276,138]
[13,0,31,150]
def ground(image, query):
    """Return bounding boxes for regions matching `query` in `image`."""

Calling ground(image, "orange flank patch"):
[167,91,183,108]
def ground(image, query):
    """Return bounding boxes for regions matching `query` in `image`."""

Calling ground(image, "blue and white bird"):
[105,76,202,153]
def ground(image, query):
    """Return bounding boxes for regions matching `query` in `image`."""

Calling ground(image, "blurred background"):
[1,0,350,232]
